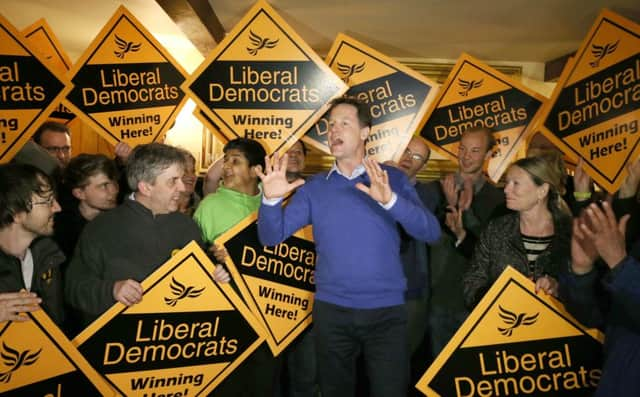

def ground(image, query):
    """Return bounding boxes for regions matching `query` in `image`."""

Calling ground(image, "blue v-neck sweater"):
[258,165,441,309]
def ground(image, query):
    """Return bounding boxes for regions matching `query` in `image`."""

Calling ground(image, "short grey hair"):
[126,143,186,191]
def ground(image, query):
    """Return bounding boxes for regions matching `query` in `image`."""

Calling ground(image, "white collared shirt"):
[21,248,33,290]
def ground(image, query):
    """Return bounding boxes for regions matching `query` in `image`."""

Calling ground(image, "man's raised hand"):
[356,158,393,205]
[256,152,305,199]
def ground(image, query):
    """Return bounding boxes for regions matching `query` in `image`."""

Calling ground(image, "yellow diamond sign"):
[304,33,439,162]
[73,241,265,396]
[416,266,603,397]
[183,0,347,155]
[65,6,189,147]
[535,9,640,193]
[216,210,315,356]
[418,53,546,182]
[0,14,71,163]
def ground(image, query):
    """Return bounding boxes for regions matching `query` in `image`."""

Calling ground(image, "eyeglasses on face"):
[403,148,426,162]
[43,146,71,154]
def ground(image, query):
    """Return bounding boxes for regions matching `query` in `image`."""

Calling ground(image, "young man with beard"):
[257,97,441,397]
[0,164,65,325]
[65,143,229,326]
[391,136,440,392]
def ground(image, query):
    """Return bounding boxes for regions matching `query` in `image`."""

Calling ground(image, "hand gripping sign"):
[304,33,439,162]
[418,53,546,183]
[72,241,265,396]
[215,210,315,356]
[0,14,71,163]
[416,266,603,397]
[534,9,640,193]
[183,0,347,156]
[0,309,113,396]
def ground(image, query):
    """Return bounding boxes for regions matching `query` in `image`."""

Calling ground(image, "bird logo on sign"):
[247,30,279,56]
[497,305,539,337]
[0,342,41,383]
[164,277,205,307]
[458,78,483,97]
[337,62,366,84]
[589,40,619,68]
[114,34,142,59]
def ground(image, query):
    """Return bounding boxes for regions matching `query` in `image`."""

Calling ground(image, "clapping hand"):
[579,201,629,269]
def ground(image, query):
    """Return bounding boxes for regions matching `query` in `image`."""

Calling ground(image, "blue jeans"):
[313,300,408,397]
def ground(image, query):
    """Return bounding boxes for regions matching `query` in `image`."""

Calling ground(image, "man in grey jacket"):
[65,143,229,326]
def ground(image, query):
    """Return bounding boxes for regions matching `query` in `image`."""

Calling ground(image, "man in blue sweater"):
[257,97,441,397]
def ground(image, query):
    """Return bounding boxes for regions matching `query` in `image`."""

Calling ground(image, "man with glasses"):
[389,136,440,389]
[33,121,72,168]
[0,163,65,325]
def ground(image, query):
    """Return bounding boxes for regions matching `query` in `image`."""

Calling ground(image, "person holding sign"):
[564,200,639,397]
[0,164,65,325]
[463,152,572,309]
[257,97,441,397]
[65,143,230,326]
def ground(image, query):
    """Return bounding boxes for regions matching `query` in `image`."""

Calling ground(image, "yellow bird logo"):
[589,40,619,68]
[0,342,41,383]
[458,78,483,97]
[164,277,205,307]
[114,34,142,59]
[336,62,366,84]
[246,30,279,56]
[497,305,539,337]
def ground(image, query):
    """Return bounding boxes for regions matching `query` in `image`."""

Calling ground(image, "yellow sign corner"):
[0,309,114,395]
[0,13,71,163]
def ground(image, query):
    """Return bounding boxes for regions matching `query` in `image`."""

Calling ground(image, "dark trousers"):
[314,300,408,397]
[214,343,280,396]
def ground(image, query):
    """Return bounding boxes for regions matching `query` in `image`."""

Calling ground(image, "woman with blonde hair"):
[463,151,572,308]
